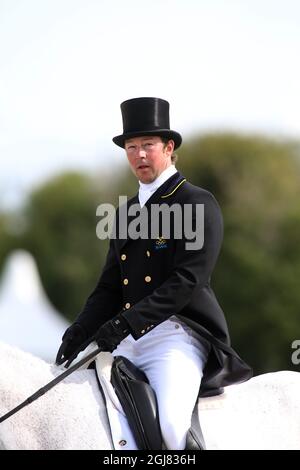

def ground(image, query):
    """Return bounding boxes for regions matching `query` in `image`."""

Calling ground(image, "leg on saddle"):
[113,317,209,450]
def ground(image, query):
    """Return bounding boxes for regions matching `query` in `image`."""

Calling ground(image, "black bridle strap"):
[0,345,102,424]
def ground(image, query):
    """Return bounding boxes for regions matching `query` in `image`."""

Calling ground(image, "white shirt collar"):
[138,165,177,207]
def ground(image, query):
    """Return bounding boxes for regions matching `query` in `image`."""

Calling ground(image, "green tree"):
[0,210,21,272]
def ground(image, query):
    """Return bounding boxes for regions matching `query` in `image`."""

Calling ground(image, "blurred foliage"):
[0,132,300,374]
[1,173,109,321]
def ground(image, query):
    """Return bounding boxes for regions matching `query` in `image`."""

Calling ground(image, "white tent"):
[0,250,70,362]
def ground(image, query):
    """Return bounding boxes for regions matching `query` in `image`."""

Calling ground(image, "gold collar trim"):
[161,178,186,199]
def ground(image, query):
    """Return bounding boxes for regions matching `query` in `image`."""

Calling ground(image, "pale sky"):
[1,0,300,208]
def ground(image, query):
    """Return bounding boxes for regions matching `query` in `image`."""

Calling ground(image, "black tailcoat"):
[77,172,252,396]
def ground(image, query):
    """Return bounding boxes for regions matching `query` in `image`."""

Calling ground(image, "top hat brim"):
[112,129,182,150]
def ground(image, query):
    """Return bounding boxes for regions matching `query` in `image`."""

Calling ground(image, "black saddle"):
[111,356,162,450]
[110,356,206,450]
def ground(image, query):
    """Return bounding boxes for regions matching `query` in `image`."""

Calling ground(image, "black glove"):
[55,323,88,365]
[94,314,130,352]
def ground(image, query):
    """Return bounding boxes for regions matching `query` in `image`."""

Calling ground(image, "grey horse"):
[0,341,300,450]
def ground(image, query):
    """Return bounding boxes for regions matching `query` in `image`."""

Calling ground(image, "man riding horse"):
[56,97,252,450]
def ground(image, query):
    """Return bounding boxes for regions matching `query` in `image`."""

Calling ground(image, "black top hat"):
[112,97,182,150]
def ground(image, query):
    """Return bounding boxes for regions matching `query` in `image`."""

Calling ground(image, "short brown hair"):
[160,137,178,164]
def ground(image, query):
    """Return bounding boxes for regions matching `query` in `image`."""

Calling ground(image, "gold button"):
[121,254,126,261]
[141,329,145,334]
[125,302,131,309]
[123,278,128,285]
[146,250,150,257]
[145,276,151,283]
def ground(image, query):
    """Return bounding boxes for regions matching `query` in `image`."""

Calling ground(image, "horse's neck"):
[0,341,100,407]
[0,342,54,404]
[0,342,112,450]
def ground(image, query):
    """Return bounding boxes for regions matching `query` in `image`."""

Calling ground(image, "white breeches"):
[112,316,210,450]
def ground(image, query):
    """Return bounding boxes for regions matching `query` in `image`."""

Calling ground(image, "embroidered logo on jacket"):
[155,237,168,250]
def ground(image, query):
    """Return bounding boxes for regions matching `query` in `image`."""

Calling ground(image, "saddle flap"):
[111,355,163,450]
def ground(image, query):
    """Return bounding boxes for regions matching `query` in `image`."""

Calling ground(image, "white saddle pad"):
[80,342,138,450]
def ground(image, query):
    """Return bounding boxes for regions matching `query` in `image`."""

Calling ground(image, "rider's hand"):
[94,314,130,353]
[55,323,87,366]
